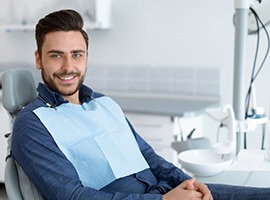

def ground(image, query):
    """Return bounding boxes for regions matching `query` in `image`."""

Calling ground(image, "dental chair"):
[1,68,39,200]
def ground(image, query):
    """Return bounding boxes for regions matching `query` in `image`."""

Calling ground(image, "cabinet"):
[0,0,112,31]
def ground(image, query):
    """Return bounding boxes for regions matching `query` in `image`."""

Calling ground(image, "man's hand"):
[162,178,213,200]
[192,178,213,200]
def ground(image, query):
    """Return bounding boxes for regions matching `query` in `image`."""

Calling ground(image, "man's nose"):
[62,56,74,70]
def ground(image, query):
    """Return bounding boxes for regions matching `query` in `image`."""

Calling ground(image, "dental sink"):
[178,149,233,177]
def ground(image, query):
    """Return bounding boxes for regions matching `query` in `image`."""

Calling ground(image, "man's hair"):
[35,9,89,56]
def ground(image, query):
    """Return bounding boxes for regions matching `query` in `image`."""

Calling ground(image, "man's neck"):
[63,92,81,104]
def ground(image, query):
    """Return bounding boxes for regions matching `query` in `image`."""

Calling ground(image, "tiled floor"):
[0,183,7,200]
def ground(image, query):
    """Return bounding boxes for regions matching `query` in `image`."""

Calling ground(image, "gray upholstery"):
[1,68,38,200]
[4,157,23,200]
[1,68,37,115]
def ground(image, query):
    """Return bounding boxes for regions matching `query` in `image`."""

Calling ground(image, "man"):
[12,9,269,200]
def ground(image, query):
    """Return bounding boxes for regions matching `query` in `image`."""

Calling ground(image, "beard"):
[41,66,85,97]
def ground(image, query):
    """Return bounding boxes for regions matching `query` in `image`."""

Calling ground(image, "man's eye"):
[73,54,82,58]
[51,54,61,58]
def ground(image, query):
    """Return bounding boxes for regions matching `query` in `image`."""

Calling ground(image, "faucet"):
[213,105,236,156]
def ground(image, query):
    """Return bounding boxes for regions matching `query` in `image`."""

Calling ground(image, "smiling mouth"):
[59,75,76,81]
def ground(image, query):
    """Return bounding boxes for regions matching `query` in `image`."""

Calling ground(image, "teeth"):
[60,76,74,80]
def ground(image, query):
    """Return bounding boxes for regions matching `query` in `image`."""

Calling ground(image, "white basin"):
[178,149,233,177]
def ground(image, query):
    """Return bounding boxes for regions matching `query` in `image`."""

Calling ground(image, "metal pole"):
[233,0,250,154]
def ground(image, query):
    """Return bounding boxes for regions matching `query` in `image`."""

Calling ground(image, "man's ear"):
[35,50,41,70]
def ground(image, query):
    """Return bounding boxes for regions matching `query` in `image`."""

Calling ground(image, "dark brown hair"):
[35,9,89,56]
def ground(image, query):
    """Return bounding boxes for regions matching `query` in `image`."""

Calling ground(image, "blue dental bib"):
[33,96,149,189]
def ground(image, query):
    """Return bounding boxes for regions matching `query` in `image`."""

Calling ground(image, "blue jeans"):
[208,184,270,200]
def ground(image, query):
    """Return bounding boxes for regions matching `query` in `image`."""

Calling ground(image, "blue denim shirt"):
[12,83,191,200]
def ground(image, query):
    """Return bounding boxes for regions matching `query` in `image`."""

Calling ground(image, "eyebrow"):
[47,50,64,55]
[71,50,86,54]
[47,49,86,54]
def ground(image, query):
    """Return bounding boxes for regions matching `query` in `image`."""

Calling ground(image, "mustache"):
[54,71,81,76]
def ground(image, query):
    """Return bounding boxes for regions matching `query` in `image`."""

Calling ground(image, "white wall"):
[89,0,235,107]
[0,0,270,149]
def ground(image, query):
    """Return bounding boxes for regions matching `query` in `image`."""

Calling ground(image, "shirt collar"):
[37,83,94,107]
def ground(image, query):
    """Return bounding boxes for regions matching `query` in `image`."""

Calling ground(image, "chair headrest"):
[1,69,37,114]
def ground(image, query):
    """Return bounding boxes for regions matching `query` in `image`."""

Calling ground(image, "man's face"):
[35,31,88,103]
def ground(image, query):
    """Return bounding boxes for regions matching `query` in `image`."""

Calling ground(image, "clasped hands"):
[163,177,213,200]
